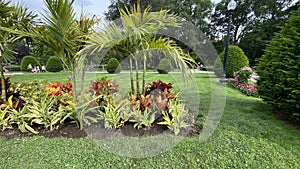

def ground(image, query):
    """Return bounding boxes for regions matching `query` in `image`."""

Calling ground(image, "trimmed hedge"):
[214,45,249,78]
[20,56,40,71]
[6,65,20,71]
[157,58,172,74]
[46,56,64,72]
[106,58,121,74]
[257,7,300,123]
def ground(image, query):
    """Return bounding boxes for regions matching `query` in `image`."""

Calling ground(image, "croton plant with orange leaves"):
[129,80,175,112]
[45,81,73,96]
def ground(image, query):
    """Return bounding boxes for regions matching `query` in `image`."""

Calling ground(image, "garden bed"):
[0,121,201,139]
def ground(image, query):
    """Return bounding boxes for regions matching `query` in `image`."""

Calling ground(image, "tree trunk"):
[135,58,140,97]
[0,57,7,102]
[72,69,77,100]
[142,55,146,96]
[130,56,135,95]
[80,66,86,93]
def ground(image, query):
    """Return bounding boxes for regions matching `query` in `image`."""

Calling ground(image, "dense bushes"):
[106,58,121,73]
[214,45,249,78]
[156,58,172,74]
[46,56,64,72]
[20,56,40,71]
[257,7,300,123]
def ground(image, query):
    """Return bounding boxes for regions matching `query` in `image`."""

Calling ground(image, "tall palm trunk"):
[71,69,77,100]
[135,58,140,97]
[0,59,7,102]
[142,54,147,96]
[129,56,135,95]
[0,75,6,102]
[80,66,86,93]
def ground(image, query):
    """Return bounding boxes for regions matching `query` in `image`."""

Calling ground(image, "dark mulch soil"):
[0,122,201,139]
[275,111,300,131]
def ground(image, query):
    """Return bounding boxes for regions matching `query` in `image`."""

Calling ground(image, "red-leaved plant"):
[88,78,118,96]
[45,81,73,96]
[129,80,175,112]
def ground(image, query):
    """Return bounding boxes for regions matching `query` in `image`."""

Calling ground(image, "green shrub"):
[214,45,249,78]
[106,58,121,74]
[5,65,20,71]
[46,56,63,72]
[156,58,172,74]
[20,56,40,71]
[257,7,300,123]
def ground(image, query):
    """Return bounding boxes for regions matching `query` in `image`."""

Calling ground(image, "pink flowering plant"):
[229,67,258,97]
[236,67,252,84]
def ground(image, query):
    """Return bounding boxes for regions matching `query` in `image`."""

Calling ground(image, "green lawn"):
[1,72,299,168]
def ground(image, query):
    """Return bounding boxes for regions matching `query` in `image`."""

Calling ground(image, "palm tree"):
[39,0,78,93]
[76,13,101,92]
[1,0,100,97]
[0,0,13,102]
[12,1,37,48]
[82,2,195,97]
[0,0,35,102]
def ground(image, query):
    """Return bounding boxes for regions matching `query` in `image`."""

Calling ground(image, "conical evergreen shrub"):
[257,6,300,123]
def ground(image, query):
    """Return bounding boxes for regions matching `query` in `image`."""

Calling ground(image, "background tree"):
[214,45,249,78]
[211,0,294,42]
[211,0,295,66]
[239,1,299,66]
[257,5,300,123]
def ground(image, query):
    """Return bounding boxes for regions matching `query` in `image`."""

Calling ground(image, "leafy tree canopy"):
[211,0,294,43]
[105,0,212,35]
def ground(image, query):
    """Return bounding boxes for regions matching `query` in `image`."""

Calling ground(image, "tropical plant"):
[10,104,38,134]
[105,0,213,36]
[1,0,100,99]
[158,98,191,135]
[99,95,129,129]
[45,81,73,96]
[129,107,156,129]
[0,1,36,102]
[0,105,12,130]
[46,56,64,72]
[64,93,100,130]
[88,77,118,97]
[82,2,195,98]
[11,79,45,101]
[0,77,19,104]
[0,95,15,130]
[21,94,72,131]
